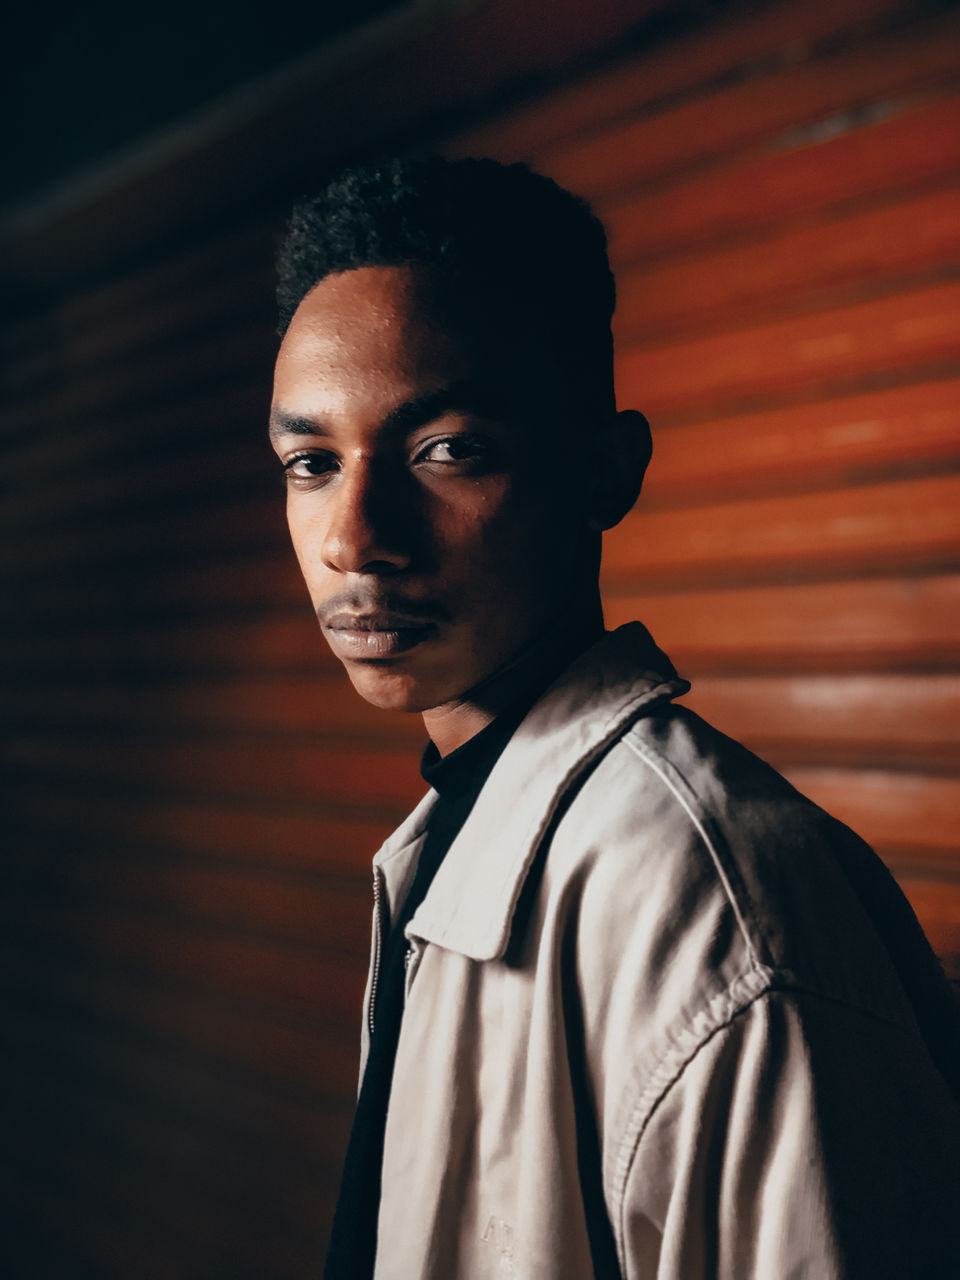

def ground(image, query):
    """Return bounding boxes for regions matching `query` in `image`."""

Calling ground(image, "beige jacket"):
[360,624,960,1279]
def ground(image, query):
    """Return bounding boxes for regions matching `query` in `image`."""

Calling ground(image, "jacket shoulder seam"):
[608,973,932,1273]
[608,963,775,1272]
[622,732,764,967]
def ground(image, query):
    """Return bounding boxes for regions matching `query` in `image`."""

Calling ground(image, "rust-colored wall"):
[2,1,958,1274]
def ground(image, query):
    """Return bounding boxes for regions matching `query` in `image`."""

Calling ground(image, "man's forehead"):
[274,263,563,419]
[280,261,554,363]
[276,264,475,378]
[284,263,456,335]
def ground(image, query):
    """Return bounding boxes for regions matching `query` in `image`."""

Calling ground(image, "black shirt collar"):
[420,707,522,801]
[419,627,605,801]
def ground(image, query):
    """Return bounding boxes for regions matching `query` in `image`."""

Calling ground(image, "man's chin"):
[344,662,444,714]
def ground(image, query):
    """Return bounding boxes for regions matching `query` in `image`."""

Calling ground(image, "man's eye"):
[417,436,493,467]
[283,452,338,482]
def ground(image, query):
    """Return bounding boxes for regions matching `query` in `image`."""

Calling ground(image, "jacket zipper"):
[368,866,385,1037]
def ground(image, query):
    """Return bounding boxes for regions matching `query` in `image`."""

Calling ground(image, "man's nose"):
[319,459,413,575]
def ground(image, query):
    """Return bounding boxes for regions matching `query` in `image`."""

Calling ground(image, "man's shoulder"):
[544,693,923,1028]
[548,693,959,1186]
[618,697,851,896]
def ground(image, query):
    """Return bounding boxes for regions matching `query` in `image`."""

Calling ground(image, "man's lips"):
[322,611,438,659]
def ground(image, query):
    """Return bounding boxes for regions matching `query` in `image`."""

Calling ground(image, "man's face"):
[270,264,596,713]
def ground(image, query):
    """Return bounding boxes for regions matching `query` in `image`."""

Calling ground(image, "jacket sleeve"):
[619,986,960,1280]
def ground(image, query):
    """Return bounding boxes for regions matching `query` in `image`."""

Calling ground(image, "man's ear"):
[586,408,652,532]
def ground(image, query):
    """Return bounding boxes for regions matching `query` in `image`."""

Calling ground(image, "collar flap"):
[405,623,688,961]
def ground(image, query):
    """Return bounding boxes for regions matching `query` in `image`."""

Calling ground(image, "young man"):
[270,159,959,1279]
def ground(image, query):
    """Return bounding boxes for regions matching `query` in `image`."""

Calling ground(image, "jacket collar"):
[383,622,688,962]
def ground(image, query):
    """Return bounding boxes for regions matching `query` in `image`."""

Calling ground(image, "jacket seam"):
[623,733,763,968]
[609,975,928,1274]
[610,966,776,1275]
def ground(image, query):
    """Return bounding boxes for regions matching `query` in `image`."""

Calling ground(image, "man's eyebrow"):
[268,409,327,440]
[268,385,507,442]
[381,385,506,433]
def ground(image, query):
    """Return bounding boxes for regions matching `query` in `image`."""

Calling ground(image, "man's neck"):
[421,607,604,757]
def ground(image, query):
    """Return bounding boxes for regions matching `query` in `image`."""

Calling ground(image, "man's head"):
[271,158,649,724]
[276,157,617,422]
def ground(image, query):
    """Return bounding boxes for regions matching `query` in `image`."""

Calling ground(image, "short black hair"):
[276,157,617,418]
